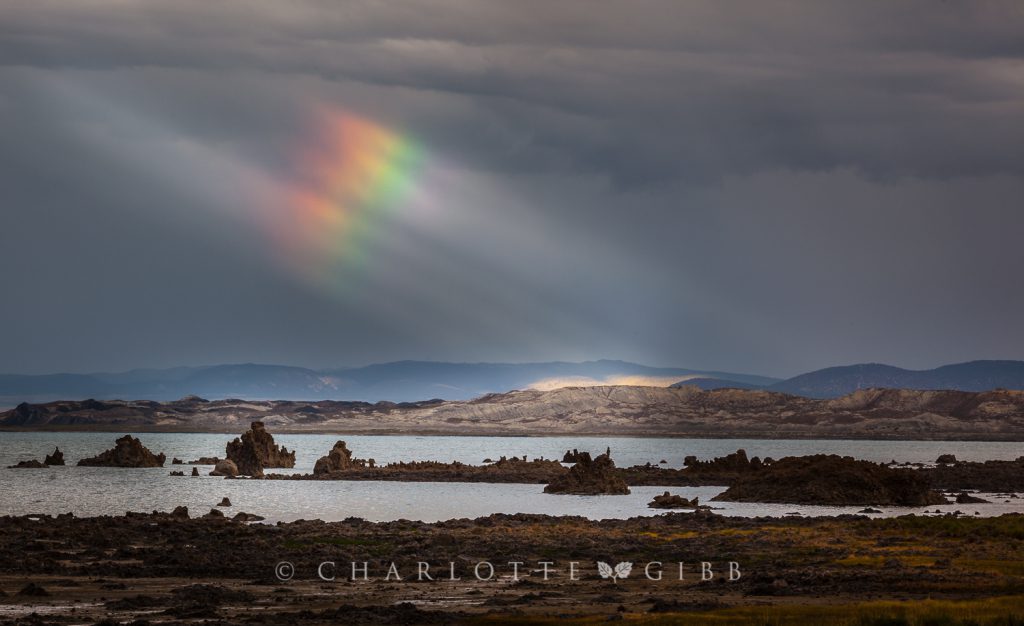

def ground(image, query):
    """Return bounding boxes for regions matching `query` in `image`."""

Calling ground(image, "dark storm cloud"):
[1,1,1023,376]
[3,1,1023,183]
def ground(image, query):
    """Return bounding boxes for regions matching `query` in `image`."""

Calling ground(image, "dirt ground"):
[0,510,1022,624]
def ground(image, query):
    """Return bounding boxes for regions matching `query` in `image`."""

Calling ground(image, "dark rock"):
[562,448,587,463]
[648,491,698,509]
[713,454,947,506]
[218,497,232,507]
[7,459,47,469]
[859,507,883,513]
[43,447,65,466]
[77,435,166,467]
[210,459,239,477]
[232,511,266,522]
[544,450,630,495]
[191,467,200,476]
[169,470,185,476]
[923,458,1024,491]
[170,583,254,607]
[171,458,183,465]
[954,492,990,504]
[225,421,295,477]
[170,506,189,518]
[188,457,220,465]
[104,594,164,610]
[205,508,225,518]
[683,449,763,480]
[313,441,361,475]
[936,454,958,464]
[18,582,49,596]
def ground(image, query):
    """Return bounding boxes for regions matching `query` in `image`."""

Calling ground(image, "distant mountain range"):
[1,359,1021,406]
[0,360,776,405]
[765,360,1024,398]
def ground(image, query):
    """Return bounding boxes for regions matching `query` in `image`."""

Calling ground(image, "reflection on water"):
[0,433,1020,522]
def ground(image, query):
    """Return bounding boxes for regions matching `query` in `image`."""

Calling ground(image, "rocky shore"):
[0,510,1021,624]
[713,454,948,506]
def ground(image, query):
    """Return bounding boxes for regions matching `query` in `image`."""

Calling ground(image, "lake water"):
[1,433,1021,523]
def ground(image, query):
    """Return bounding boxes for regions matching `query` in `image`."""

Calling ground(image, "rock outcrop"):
[936,454,957,464]
[648,491,699,509]
[562,449,587,463]
[922,457,1024,491]
[713,455,947,506]
[7,446,66,468]
[225,422,295,477]
[543,450,630,495]
[77,435,166,467]
[683,449,767,480]
[7,459,47,469]
[210,459,239,477]
[313,441,364,475]
[277,454,564,483]
[43,447,65,466]
[954,492,990,504]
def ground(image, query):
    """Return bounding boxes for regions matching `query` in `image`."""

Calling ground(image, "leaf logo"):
[596,561,632,583]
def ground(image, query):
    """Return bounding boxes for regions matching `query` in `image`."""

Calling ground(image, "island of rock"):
[76,435,166,467]
[223,421,296,477]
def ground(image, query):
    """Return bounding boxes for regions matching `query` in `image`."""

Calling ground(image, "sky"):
[1,1,1023,378]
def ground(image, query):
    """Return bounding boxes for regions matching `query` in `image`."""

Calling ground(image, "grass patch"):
[465,596,1024,626]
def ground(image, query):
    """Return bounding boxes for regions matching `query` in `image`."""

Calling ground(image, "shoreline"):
[4,426,1024,441]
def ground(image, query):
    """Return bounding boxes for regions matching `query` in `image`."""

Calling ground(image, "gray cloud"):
[1,1,1023,377]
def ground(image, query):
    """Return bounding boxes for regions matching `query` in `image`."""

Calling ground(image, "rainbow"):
[274,107,424,288]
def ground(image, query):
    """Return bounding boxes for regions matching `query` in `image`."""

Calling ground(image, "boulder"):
[170,506,190,518]
[225,421,295,477]
[713,454,947,506]
[218,497,232,507]
[954,492,990,504]
[936,454,958,464]
[171,458,183,465]
[544,450,630,495]
[210,459,239,477]
[77,435,166,467]
[169,470,185,476]
[188,457,220,465]
[191,467,200,477]
[648,491,699,509]
[43,447,65,466]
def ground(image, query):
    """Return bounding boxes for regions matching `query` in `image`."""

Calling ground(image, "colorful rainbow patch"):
[275,107,425,288]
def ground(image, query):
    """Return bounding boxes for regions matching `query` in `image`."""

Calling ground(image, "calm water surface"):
[1,433,1020,522]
